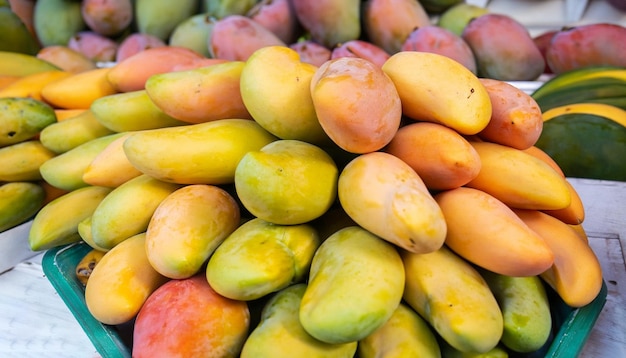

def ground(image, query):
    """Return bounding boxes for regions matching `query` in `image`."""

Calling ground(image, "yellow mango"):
[39,109,115,154]
[90,174,182,250]
[402,245,503,354]
[40,67,118,109]
[123,118,277,185]
[240,46,329,144]
[206,218,320,301]
[82,132,143,188]
[241,283,358,358]
[338,151,447,254]
[0,140,56,182]
[299,226,405,344]
[85,233,169,325]
[146,184,241,279]
[0,70,72,100]
[382,51,492,135]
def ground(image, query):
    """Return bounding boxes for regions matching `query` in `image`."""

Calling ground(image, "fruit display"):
[0,0,623,357]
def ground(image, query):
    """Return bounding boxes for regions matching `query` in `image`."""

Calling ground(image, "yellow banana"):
[40,67,118,109]
[0,70,72,100]
[542,102,626,127]
[28,185,113,251]
[75,248,107,286]
[0,181,45,232]
[0,51,59,76]
[0,140,56,181]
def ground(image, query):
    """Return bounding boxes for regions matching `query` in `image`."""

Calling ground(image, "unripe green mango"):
[39,110,115,154]
[0,182,45,232]
[0,97,56,148]
[33,0,85,47]
[299,226,405,344]
[0,5,40,55]
[135,0,199,41]
[123,118,277,185]
[169,13,215,58]
[39,132,127,191]
[28,185,112,251]
[480,270,552,353]
[203,0,257,18]
[358,302,441,358]
[90,174,182,250]
[90,90,188,133]
[206,218,320,301]
[241,283,357,358]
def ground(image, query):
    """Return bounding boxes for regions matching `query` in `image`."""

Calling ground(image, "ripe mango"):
[123,118,277,185]
[39,109,115,154]
[0,181,45,232]
[241,283,358,357]
[81,0,132,37]
[299,226,405,344]
[292,0,360,49]
[209,15,286,61]
[0,140,56,182]
[135,0,198,41]
[206,218,320,301]
[33,0,85,47]
[0,97,56,148]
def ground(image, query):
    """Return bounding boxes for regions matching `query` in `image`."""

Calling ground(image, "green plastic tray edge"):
[42,242,132,358]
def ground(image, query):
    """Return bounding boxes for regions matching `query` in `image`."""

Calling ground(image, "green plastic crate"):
[43,241,608,358]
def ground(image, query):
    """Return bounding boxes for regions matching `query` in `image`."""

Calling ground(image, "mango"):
[480,269,552,353]
[330,40,390,68]
[81,0,132,37]
[402,245,503,354]
[363,0,430,54]
[234,140,338,225]
[77,216,109,252]
[289,40,331,67]
[0,70,72,101]
[247,0,302,44]
[385,121,481,191]
[462,13,544,81]
[67,31,118,63]
[169,13,215,58]
[39,109,115,154]
[40,67,118,109]
[437,2,489,36]
[90,174,182,250]
[123,118,277,185]
[338,152,447,254]
[434,186,555,277]
[240,46,328,144]
[311,57,402,153]
[382,51,492,135]
[90,90,187,132]
[357,303,441,358]
[0,140,56,182]
[85,233,169,325]
[299,226,405,344]
[115,33,166,63]
[0,181,45,232]
[292,0,360,49]
[545,23,626,74]
[145,61,252,124]
[206,218,320,301]
[146,184,241,279]
[0,3,39,55]
[241,283,357,358]
[36,46,97,74]
[0,97,56,148]
[33,0,85,47]
[401,25,477,74]
[39,132,126,191]
[135,0,198,41]
[203,0,257,18]
[209,14,286,61]
[132,274,250,358]
[82,133,143,188]
[476,78,543,150]
[0,50,59,77]
[28,185,112,251]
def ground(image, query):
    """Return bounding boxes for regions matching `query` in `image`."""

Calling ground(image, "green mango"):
[0,182,45,233]
[0,5,40,55]
[135,0,199,41]
[33,0,85,47]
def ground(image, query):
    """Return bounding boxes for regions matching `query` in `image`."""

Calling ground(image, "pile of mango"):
[0,0,621,357]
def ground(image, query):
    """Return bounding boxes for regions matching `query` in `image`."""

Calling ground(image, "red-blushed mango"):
[514,209,603,307]
[546,23,626,74]
[67,31,118,62]
[209,15,286,61]
[330,40,390,68]
[146,184,241,279]
[401,25,477,74]
[115,32,166,62]
[81,0,133,37]
[338,152,447,254]
[85,233,169,325]
[240,46,328,144]
[310,57,402,153]
[132,274,250,358]
[462,13,544,81]
[289,40,331,67]
[467,141,571,210]
[36,46,98,74]
[434,187,554,277]
[363,0,430,54]
[382,51,492,135]
[145,61,252,124]
[247,0,302,44]
[477,78,543,150]
[385,121,481,191]
[106,46,206,92]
